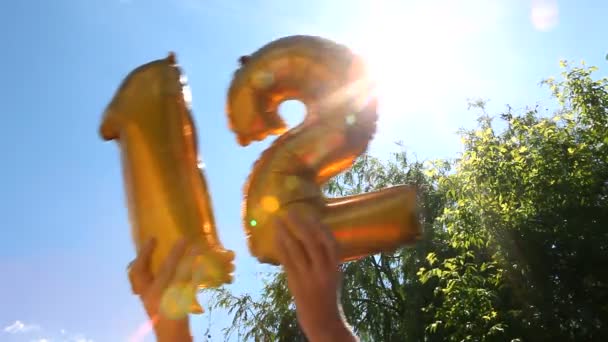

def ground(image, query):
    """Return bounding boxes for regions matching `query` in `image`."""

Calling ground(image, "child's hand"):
[275,211,358,342]
[127,238,193,342]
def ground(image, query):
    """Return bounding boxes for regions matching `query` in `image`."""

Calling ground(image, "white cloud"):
[3,321,92,342]
[3,320,40,334]
[28,334,94,342]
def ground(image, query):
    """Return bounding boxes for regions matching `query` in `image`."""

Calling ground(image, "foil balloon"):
[226,35,421,265]
[100,53,235,318]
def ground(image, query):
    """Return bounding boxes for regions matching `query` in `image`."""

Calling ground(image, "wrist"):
[305,313,357,342]
[154,316,192,342]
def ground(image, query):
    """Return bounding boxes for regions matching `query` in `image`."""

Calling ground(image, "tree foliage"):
[204,61,608,341]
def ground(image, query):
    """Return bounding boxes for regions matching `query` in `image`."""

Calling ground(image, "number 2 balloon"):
[226,35,421,265]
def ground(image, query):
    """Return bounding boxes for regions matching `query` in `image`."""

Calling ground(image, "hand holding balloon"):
[127,238,193,342]
[275,211,357,342]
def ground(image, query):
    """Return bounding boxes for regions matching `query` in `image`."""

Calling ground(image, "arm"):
[275,211,359,342]
[127,238,194,342]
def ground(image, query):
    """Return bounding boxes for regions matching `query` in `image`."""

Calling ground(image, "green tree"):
[420,61,608,341]
[204,60,608,341]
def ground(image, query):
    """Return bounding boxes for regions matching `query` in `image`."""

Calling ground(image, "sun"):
[347,0,489,115]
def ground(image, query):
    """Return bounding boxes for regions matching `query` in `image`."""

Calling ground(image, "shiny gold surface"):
[227,35,421,265]
[100,54,234,318]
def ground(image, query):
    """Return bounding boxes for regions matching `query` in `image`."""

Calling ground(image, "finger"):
[275,218,295,269]
[131,238,156,270]
[283,210,322,267]
[275,217,307,276]
[314,219,340,268]
[153,238,188,293]
[160,249,198,320]
[128,238,156,293]
[138,237,157,261]
[173,252,195,285]
[298,215,339,272]
[129,269,152,295]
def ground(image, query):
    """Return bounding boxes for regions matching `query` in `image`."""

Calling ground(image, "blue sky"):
[0,0,606,341]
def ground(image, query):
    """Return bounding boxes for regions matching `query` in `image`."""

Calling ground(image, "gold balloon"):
[100,53,235,318]
[227,35,421,265]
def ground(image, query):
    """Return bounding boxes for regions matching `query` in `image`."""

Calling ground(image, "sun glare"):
[348,0,503,115]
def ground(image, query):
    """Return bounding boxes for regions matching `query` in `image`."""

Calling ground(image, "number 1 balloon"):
[227,35,421,265]
[99,53,235,319]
